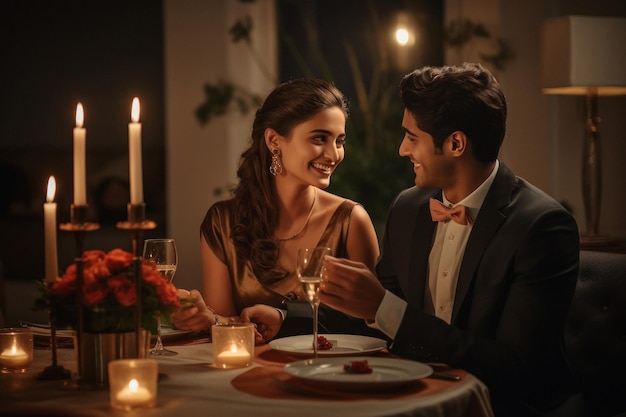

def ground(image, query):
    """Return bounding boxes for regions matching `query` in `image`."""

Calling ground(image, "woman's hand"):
[240,304,284,344]
[170,289,214,333]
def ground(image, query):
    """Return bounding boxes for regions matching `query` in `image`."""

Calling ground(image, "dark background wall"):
[0,0,166,285]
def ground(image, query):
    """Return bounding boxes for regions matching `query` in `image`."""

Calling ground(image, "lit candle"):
[109,359,158,410]
[216,343,252,368]
[73,103,86,206]
[115,378,153,407]
[44,176,58,283]
[128,97,143,205]
[0,340,29,368]
[212,323,255,368]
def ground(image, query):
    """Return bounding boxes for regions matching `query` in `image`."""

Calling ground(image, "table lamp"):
[541,15,626,246]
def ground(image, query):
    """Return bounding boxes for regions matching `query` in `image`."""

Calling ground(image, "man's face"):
[398,109,454,189]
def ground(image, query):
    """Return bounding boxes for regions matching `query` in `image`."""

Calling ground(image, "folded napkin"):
[21,322,75,348]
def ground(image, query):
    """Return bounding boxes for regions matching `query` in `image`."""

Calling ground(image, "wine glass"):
[143,238,178,356]
[296,247,332,358]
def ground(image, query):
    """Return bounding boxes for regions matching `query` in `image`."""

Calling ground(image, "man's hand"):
[240,304,284,344]
[319,256,386,321]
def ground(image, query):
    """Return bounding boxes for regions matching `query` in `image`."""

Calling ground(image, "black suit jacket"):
[377,162,579,412]
[277,301,384,340]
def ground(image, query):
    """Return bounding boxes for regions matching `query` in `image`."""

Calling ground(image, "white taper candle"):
[128,97,143,205]
[44,176,58,283]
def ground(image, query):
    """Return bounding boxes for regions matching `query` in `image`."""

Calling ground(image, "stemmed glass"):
[296,247,332,358]
[143,238,178,356]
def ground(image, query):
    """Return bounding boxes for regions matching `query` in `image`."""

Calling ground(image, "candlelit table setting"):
[14,97,495,416]
[0,331,494,417]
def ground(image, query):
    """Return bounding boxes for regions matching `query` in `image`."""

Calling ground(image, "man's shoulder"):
[493,163,572,217]
[393,186,436,208]
[510,177,571,215]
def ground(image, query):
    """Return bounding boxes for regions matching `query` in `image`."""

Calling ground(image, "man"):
[318,63,579,416]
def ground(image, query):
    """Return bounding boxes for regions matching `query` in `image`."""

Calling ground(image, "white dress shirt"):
[370,160,499,338]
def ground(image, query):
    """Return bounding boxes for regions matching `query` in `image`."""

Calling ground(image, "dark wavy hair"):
[399,62,506,163]
[231,78,348,285]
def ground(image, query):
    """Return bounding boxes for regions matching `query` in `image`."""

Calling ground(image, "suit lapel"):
[407,190,438,309]
[451,164,516,323]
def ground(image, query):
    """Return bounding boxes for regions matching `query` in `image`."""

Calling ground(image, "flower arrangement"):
[36,248,180,334]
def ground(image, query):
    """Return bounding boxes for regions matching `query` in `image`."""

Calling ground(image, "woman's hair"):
[399,62,506,163]
[231,78,348,285]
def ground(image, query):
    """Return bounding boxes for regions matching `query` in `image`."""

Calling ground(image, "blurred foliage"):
[195,5,269,125]
[195,80,263,125]
[443,18,515,71]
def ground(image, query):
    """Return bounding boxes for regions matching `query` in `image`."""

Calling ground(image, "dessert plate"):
[269,334,386,357]
[283,356,433,390]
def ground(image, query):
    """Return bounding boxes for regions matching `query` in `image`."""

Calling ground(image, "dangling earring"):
[270,148,283,176]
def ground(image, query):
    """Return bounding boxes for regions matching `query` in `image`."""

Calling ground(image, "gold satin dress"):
[200,199,357,313]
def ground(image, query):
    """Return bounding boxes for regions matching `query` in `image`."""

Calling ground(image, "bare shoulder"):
[316,189,346,214]
[349,202,373,221]
[317,189,344,205]
[317,190,374,224]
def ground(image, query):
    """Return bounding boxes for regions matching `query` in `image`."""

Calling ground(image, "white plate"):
[269,334,386,357]
[283,356,433,390]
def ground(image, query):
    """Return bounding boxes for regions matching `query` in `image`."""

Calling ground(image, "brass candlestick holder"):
[59,204,99,386]
[37,306,71,381]
[116,203,156,356]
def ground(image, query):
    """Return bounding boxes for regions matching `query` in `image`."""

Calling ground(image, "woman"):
[171,78,380,340]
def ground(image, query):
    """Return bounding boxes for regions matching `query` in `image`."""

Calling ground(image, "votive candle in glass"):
[0,328,34,373]
[108,359,158,411]
[211,323,254,368]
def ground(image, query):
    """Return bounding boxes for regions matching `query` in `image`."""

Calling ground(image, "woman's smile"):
[311,162,334,174]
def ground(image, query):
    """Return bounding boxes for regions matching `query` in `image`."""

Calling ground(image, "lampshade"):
[541,15,626,96]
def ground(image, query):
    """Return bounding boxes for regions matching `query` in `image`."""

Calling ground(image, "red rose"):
[82,282,109,306]
[106,249,134,272]
[83,262,110,285]
[80,250,109,284]
[50,269,77,299]
[107,274,137,307]
[156,281,180,307]
[141,263,163,286]
[83,250,106,264]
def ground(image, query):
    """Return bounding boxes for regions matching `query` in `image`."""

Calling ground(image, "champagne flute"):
[296,247,332,358]
[143,238,178,356]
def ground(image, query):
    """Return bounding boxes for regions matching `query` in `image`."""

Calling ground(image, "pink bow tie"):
[429,198,474,225]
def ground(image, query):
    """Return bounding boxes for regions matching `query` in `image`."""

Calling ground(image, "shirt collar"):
[442,159,499,216]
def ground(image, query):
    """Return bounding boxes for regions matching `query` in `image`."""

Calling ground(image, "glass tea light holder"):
[212,323,254,368]
[0,328,34,373]
[108,359,158,411]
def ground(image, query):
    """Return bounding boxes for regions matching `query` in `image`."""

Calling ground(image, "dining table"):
[0,332,494,417]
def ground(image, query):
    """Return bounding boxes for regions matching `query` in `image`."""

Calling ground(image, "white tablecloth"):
[0,343,494,417]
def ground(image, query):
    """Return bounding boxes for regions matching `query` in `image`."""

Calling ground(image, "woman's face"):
[279,107,346,189]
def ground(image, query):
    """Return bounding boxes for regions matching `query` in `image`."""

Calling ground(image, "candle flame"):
[131,97,140,123]
[128,379,139,392]
[229,344,238,353]
[75,103,84,128]
[46,176,56,203]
